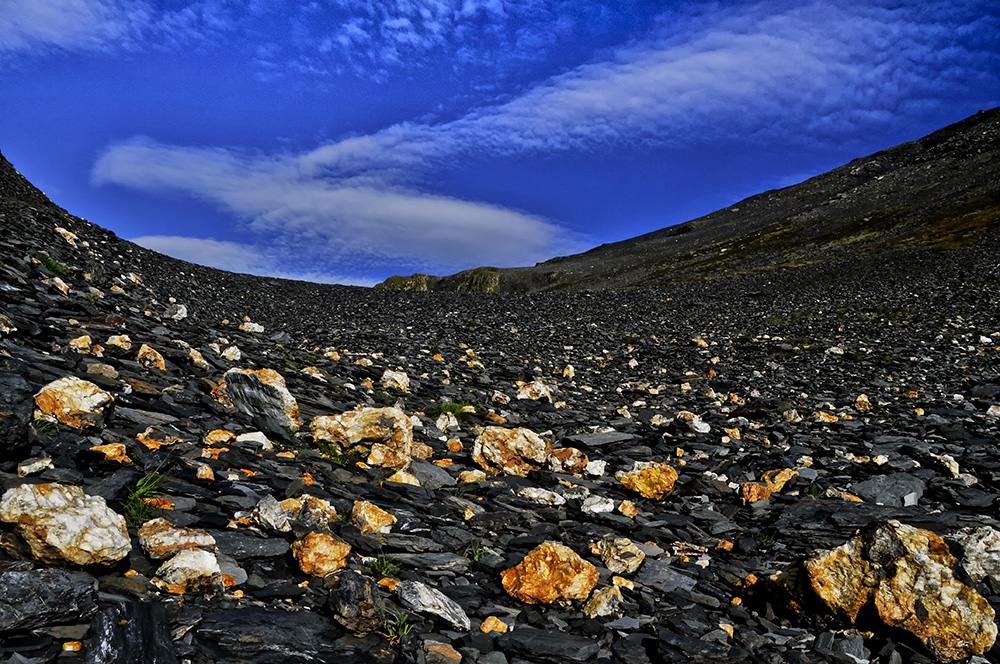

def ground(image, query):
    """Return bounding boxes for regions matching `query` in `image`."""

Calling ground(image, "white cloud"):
[130,235,378,286]
[95,138,585,272]
[0,0,149,53]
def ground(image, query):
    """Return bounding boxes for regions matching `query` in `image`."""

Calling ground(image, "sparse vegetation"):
[368,555,400,578]
[35,253,72,278]
[380,606,414,645]
[33,418,59,441]
[123,467,170,528]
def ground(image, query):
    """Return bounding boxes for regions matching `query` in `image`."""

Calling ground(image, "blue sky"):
[2,1,997,286]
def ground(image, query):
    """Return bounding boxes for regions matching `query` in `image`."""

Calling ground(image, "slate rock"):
[86,602,177,664]
[497,626,600,662]
[0,371,32,454]
[0,569,97,631]
[849,473,926,506]
[329,570,382,634]
[192,607,346,664]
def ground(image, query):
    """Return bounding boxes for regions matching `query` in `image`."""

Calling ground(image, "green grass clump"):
[33,418,59,441]
[35,253,72,278]
[123,469,169,528]
[367,555,400,578]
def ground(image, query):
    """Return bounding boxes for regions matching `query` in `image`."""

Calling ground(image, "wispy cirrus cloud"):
[93,0,998,275]
[0,0,149,54]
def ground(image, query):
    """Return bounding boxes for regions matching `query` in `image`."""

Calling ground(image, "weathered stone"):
[138,517,216,560]
[950,526,1000,583]
[583,585,623,618]
[424,642,462,664]
[311,406,413,469]
[106,334,131,350]
[472,426,552,477]
[616,461,678,499]
[329,570,382,634]
[0,483,130,565]
[156,548,223,594]
[849,473,925,507]
[351,500,396,535]
[87,602,178,664]
[761,468,798,493]
[0,371,32,451]
[380,369,410,392]
[279,495,339,528]
[516,380,553,402]
[291,532,351,577]
[0,569,97,631]
[396,579,471,630]
[251,494,291,533]
[518,487,566,506]
[547,447,588,475]
[222,368,300,433]
[480,616,509,634]
[598,536,646,575]
[740,482,771,503]
[501,541,598,604]
[803,520,996,661]
[497,627,600,662]
[137,344,166,371]
[34,376,114,430]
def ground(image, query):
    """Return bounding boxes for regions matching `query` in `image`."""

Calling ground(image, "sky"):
[1,1,997,287]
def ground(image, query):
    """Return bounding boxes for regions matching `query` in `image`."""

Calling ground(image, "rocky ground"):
[2,153,1000,664]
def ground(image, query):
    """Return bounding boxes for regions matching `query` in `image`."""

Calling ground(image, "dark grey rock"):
[408,459,456,489]
[86,602,177,664]
[849,473,926,507]
[0,371,32,455]
[633,559,697,594]
[498,627,600,662]
[209,531,290,560]
[328,571,382,634]
[0,569,97,631]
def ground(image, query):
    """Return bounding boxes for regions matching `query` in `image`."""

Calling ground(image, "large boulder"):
[783,520,996,662]
[34,376,114,430]
[0,483,131,566]
[472,426,552,477]
[311,406,413,469]
[501,541,598,605]
[222,368,300,434]
[0,568,97,631]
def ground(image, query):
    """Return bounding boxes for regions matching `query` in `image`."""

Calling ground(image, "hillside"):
[377,107,1000,292]
[1,136,1000,664]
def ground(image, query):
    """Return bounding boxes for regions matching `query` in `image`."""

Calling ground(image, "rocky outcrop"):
[311,406,413,469]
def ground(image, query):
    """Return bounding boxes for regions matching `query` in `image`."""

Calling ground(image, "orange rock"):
[138,517,215,560]
[351,500,396,535]
[378,577,399,591]
[424,643,462,664]
[472,426,551,477]
[617,500,639,518]
[480,616,509,634]
[90,443,131,463]
[501,541,598,604]
[547,447,589,475]
[760,468,798,493]
[615,461,678,499]
[740,482,771,503]
[291,532,351,577]
[136,344,166,371]
[106,334,131,350]
[803,520,997,662]
[69,335,92,353]
[811,411,839,423]
[205,429,236,445]
[34,376,114,430]
[447,439,463,453]
[855,394,872,411]
[515,380,553,402]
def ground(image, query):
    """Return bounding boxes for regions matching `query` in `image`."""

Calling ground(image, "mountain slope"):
[377,107,1000,292]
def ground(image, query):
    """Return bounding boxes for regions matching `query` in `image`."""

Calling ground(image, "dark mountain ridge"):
[377,107,1000,292]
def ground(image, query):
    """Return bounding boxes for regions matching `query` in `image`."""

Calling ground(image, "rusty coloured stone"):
[547,447,589,475]
[615,461,678,499]
[741,482,772,503]
[311,406,413,469]
[501,541,598,604]
[138,517,216,560]
[291,532,351,577]
[804,520,996,662]
[472,426,552,477]
[0,483,130,566]
[136,344,166,371]
[34,376,113,430]
[351,500,396,535]
[761,468,798,493]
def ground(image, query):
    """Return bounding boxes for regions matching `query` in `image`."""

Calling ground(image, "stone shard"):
[138,517,216,560]
[599,536,646,575]
[0,482,130,566]
[34,376,114,430]
[291,532,351,577]
[88,602,178,664]
[222,368,300,433]
[516,380,553,402]
[0,569,97,631]
[311,406,413,469]
[156,548,223,594]
[583,585,623,618]
[396,579,471,631]
[497,626,600,663]
[0,371,32,452]
[136,344,166,371]
[803,520,996,662]
[501,541,598,605]
[616,461,678,499]
[547,447,589,475]
[351,500,396,535]
[472,426,552,477]
[380,369,410,392]
[328,570,382,634]
[279,494,339,529]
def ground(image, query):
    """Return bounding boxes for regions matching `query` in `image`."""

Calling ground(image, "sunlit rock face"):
[136,344,166,371]
[310,406,413,469]
[801,520,997,662]
[380,369,410,392]
[155,549,223,594]
[222,368,300,433]
[472,426,551,477]
[0,483,130,566]
[138,518,216,560]
[291,532,351,577]
[596,536,646,575]
[33,376,114,430]
[351,500,396,535]
[547,447,588,475]
[615,461,678,499]
[501,542,598,605]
